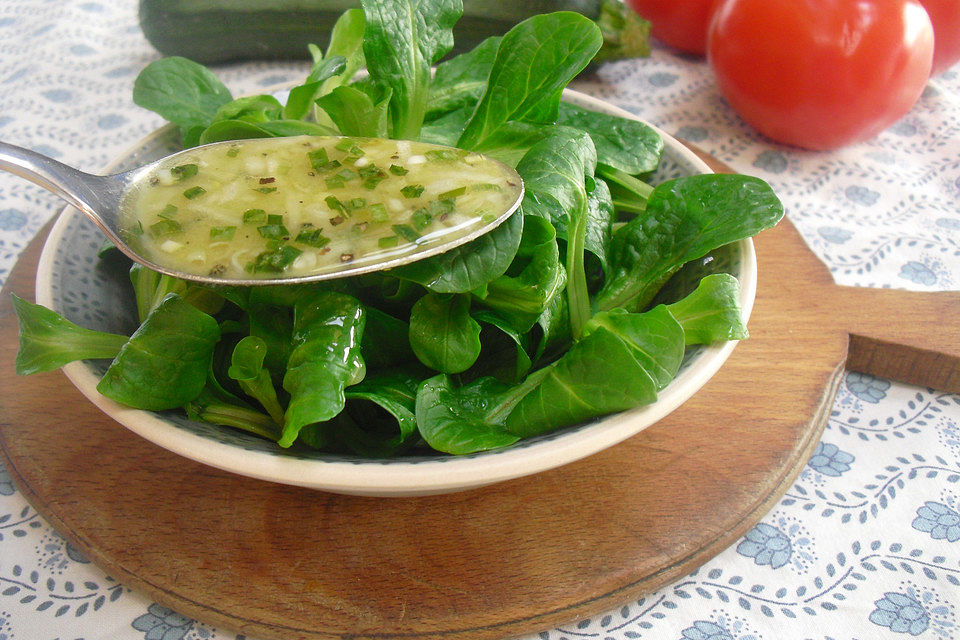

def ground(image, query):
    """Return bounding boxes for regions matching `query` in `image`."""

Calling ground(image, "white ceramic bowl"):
[35,90,756,496]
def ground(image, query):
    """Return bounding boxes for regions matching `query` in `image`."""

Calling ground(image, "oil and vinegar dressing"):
[119,136,522,280]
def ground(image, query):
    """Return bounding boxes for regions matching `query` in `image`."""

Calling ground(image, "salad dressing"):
[120,136,523,280]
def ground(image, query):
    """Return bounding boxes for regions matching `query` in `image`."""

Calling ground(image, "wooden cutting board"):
[1,152,958,640]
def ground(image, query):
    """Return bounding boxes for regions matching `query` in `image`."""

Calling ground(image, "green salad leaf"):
[96,293,220,411]
[361,0,463,140]
[11,295,128,375]
[281,290,366,447]
[12,1,784,457]
[457,12,603,150]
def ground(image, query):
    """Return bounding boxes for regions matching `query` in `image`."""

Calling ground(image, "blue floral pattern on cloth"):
[1,1,960,639]
[807,442,855,477]
[737,524,793,569]
[131,604,196,640]
[870,592,930,635]
[913,501,960,542]
[681,619,736,640]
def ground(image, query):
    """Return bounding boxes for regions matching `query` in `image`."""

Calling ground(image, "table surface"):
[1,2,959,640]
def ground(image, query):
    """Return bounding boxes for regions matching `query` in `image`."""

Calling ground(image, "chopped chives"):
[325,195,345,212]
[183,185,206,199]
[267,214,284,225]
[336,168,358,182]
[400,184,424,199]
[307,147,329,171]
[170,163,199,181]
[247,245,302,273]
[359,165,387,189]
[209,226,237,241]
[257,223,290,240]
[425,149,460,162]
[256,186,278,194]
[411,208,432,230]
[370,203,389,222]
[243,208,267,224]
[157,204,178,219]
[438,186,467,200]
[308,148,342,172]
[392,223,420,242]
[335,138,364,155]
[295,228,331,248]
[471,183,503,192]
[150,219,181,238]
[226,146,240,157]
[428,199,455,217]
[325,176,345,189]
[347,198,366,211]
[389,164,408,176]
[378,235,399,249]
[359,164,383,178]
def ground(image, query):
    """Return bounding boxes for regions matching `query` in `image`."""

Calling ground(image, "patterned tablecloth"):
[1,2,959,639]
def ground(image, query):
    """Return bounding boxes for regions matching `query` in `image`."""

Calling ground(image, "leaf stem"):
[193,403,280,441]
[566,191,591,340]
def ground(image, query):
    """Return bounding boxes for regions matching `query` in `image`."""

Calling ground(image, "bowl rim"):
[34,89,757,496]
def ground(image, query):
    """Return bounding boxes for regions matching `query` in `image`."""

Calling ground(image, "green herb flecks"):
[247,245,302,273]
[209,226,237,241]
[170,163,199,181]
[150,219,182,238]
[183,185,206,199]
[400,184,424,199]
[243,208,267,225]
[392,223,420,242]
[295,227,331,248]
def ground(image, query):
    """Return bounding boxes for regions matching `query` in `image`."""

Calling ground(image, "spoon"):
[0,136,524,285]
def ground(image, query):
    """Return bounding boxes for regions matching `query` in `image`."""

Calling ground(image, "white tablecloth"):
[1,2,958,639]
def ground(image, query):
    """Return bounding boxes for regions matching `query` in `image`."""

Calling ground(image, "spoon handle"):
[0,141,121,230]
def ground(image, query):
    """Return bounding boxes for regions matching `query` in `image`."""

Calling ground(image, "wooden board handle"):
[839,287,960,392]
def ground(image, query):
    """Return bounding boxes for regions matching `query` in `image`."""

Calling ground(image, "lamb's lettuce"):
[96,293,220,411]
[228,336,285,425]
[280,290,366,447]
[408,292,481,374]
[505,305,684,438]
[515,128,597,338]
[11,294,128,375]
[457,12,603,150]
[475,215,564,334]
[360,0,462,140]
[13,2,784,457]
[596,174,784,313]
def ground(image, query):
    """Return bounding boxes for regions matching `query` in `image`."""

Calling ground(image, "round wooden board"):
[2,153,959,640]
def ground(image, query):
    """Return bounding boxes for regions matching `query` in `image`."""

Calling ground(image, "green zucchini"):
[138,0,650,64]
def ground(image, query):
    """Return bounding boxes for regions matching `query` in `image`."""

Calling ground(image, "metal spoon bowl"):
[0,137,523,285]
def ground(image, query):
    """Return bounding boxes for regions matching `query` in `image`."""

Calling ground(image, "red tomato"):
[707,0,935,150]
[625,0,722,56]
[916,0,960,75]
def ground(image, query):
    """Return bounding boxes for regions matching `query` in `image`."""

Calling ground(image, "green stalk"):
[565,192,591,340]
[191,403,280,441]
